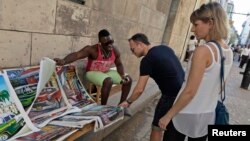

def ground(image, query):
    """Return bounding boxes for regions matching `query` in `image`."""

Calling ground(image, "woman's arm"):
[159,45,212,129]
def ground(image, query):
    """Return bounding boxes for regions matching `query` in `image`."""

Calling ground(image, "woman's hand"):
[159,115,171,130]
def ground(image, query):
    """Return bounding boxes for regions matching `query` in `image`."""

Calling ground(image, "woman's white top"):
[172,42,233,138]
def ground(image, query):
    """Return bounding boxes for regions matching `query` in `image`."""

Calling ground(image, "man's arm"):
[113,47,125,76]
[119,75,149,107]
[54,45,92,65]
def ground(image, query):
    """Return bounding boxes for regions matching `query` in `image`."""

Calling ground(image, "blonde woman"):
[159,2,233,141]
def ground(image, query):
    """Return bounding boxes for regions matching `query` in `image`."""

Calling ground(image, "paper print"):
[0,74,26,141]
[56,65,95,109]
[15,124,77,141]
[27,58,69,128]
[50,105,124,132]
[6,67,39,110]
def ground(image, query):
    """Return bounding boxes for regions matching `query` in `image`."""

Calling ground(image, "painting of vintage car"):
[0,113,25,141]
[14,83,37,108]
[32,87,62,111]
[37,87,60,102]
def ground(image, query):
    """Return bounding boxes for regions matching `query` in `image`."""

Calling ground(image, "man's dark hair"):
[98,29,110,40]
[128,33,150,45]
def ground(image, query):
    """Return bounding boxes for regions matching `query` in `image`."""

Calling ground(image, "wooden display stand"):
[65,122,95,141]
[88,83,122,104]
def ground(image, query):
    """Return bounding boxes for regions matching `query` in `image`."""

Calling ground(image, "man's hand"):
[54,58,65,66]
[119,101,130,108]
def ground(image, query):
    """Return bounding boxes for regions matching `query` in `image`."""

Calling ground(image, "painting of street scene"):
[28,72,68,127]
[71,105,124,126]
[15,124,77,141]
[56,66,95,108]
[49,105,124,131]
[6,67,39,110]
[0,75,25,141]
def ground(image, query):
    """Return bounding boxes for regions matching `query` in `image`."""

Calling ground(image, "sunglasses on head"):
[102,39,114,46]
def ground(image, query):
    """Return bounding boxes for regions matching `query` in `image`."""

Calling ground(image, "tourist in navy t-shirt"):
[120,33,184,141]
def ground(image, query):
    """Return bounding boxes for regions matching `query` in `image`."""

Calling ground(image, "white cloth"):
[172,42,233,138]
[188,39,197,51]
[241,48,250,56]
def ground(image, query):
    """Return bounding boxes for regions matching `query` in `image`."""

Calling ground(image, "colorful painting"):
[6,67,39,110]
[1,58,124,139]
[76,105,124,126]
[56,66,95,108]
[0,75,25,141]
[50,105,124,131]
[15,124,77,141]
[28,72,68,127]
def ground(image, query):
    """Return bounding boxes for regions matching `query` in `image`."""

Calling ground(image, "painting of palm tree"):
[0,90,10,102]
[0,76,10,103]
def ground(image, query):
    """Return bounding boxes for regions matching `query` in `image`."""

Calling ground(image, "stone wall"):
[162,0,207,60]
[0,0,171,76]
[0,0,211,83]
[0,0,174,81]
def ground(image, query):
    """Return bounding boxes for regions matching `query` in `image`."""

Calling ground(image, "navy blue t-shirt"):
[140,45,184,97]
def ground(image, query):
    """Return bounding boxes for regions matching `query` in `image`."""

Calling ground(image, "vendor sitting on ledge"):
[54,29,132,105]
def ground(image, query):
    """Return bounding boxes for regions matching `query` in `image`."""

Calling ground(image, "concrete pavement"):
[103,60,250,141]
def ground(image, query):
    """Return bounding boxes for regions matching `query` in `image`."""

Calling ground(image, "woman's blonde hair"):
[190,2,229,40]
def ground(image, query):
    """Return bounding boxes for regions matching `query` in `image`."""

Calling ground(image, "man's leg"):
[239,55,247,68]
[184,51,189,62]
[86,71,111,105]
[106,71,132,104]
[151,96,171,141]
[101,77,113,105]
[238,54,241,62]
[188,135,207,141]
[120,75,132,103]
[150,127,163,141]
[163,121,185,141]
